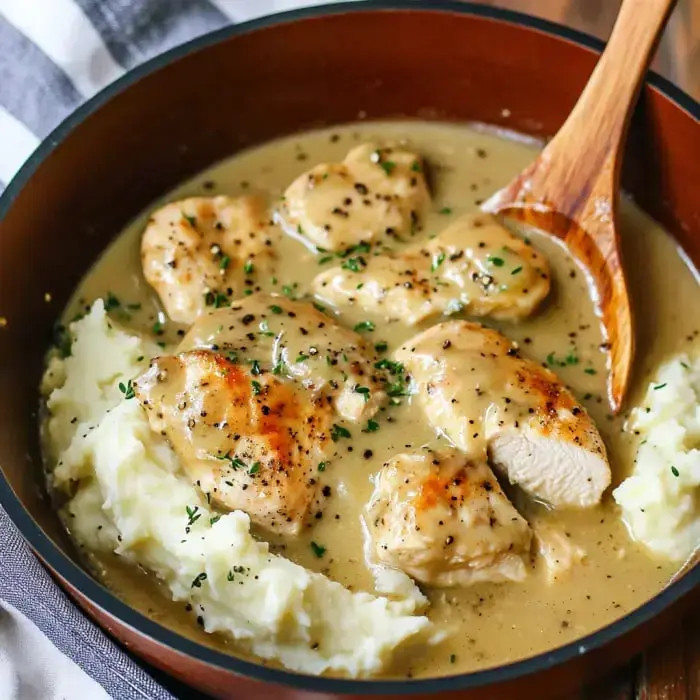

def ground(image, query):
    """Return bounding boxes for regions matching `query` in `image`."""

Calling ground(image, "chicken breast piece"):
[313,213,550,324]
[396,321,611,508]
[141,195,278,324]
[179,293,387,424]
[278,143,430,251]
[366,450,532,587]
[133,350,332,535]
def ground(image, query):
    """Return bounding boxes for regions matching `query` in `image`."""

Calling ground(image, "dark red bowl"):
[1,3,700,698]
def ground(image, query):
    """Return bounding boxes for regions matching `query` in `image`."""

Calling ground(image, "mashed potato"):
[42,302,431,677]
[614,355,700,561]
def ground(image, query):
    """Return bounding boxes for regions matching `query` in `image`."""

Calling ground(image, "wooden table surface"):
[150,2,700,697]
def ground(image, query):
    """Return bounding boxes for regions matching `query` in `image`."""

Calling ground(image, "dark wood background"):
[147,2,700,697]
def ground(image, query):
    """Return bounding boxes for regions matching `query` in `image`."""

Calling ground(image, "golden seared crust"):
[396,321,610,508]
[366,449,532,587]
[134,350,332,535]
[179,293,388,424]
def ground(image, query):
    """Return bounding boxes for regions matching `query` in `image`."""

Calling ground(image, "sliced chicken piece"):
[533,522,587,585]
[396,321,611,508]
[133,350,332,535]
[313,213,550,324]
[278,143,430,251]
[366,449,532,587]
[141,195,278,324]
[179,293,387,424]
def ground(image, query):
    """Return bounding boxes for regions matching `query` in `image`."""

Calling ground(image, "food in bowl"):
[40,121,700,679]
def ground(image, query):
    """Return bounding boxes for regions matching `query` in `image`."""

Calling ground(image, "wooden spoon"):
[483,0,676,414]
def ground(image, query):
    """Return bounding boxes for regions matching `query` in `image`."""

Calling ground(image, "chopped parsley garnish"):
[681,361,690,369]
[364,419,380,433]
[243,289,253,296]
[341,257,363,272]
[374,341,388,353]
[296,353,309,362]
[313,302,327,313]
[380,161,397,175]
[191,572,207,588]
[152,320,164,335]
[227,570,235,582]
[226,350,239,363]
[272,360,285,375]
[118,379,135,400]
[220,255,231,270]
[105,292,121,311]
[439,207,452,215]
[248,462,261,475]
[411,161,422,173]
[565,351,579,365]
[310,541,326,558]
[186,505,201,527]
[127,302,142,311]
[488,255,505,267]
[183,214,197,228]
[204,291,229,308]
[318,462,327,472]
[653,383,667,390]
[354,385,370,402]
[319,255,334,264]
[331,424,352,441]
[431,252,446,272]
[356,282,364,290]
[374,359,408,397]
[546,351,579,368]
[297,224,304,236]
[136,355,144,362]
[354,320,375,333]
[337,241,371,258]
[215,452,246,470]
[269,305,283,314]
[251,380,262,395]
[282,285,296,299]
[209,514,222,526]
[584,368,597,375]
[671,466,680,477]
[375,358,403,374]
[250,359,262,376]
[243,260,254,274]
[511,266,523,275]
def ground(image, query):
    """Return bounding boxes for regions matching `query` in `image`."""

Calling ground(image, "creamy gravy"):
[57,122,700,678]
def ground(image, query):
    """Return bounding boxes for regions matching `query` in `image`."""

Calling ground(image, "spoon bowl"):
[483,0,676,413]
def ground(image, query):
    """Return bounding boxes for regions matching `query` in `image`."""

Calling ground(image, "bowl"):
[2,2,700,698]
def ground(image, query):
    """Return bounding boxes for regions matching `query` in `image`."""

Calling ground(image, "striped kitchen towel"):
[0,2,348,697]
[0,0,339,194]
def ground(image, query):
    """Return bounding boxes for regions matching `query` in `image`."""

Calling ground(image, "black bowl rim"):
[1,1,699,694]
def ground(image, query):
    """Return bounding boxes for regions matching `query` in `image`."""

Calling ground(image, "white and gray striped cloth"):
[0,0,339,192]
[0,3,349,698]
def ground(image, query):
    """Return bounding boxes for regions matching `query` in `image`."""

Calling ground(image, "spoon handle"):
[536,0,677,218]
